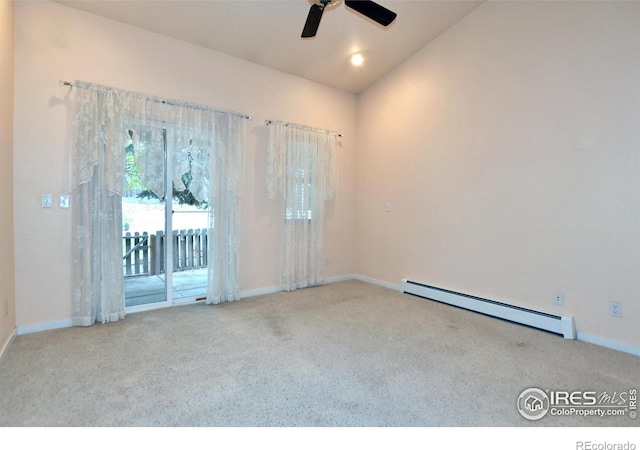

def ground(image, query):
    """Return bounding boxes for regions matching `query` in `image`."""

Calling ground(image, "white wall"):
[13,1,640,354]
[356,1,640,350]
[13,1,356,328]
[0,0,16,352]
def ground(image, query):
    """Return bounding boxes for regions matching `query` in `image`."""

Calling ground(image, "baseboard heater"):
[401,279,576,339]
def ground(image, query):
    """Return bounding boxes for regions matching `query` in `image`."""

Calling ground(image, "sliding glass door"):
[122,128,208,309]
[169,145,209,302]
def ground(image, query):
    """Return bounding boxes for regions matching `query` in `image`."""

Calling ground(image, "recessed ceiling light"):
[351,53,364,66]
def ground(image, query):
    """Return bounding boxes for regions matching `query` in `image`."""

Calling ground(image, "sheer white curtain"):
[71,83,127,325]
[206,112,245,304]
[71,81,247,325]
[127,96,216,205]
[129,102,246,304]
[267,123,337,291]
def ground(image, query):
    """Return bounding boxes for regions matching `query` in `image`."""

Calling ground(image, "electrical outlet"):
[609,301,621,318]
[553,292,564,306]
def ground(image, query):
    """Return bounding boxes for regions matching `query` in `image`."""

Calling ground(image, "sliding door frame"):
[124,127,205,314]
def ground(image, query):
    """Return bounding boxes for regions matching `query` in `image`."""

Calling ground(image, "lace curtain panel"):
[71,85,126,326]
[206,112,246,304]
[71,81,247,325]
[267,123,338,291]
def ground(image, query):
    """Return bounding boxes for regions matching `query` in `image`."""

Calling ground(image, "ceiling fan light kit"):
[350,53,364,66]
[301,0,397,39]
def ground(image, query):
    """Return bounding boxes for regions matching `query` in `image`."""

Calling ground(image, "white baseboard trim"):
[240,274,356,299]
[323,274,356,285]
[577,332,640,357]
[16,319,73,336]
[239,285,281,299]
[0,329,17,364]
[352,274,401,291]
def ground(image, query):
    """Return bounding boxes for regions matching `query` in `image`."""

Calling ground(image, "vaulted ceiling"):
[56,1,484,94]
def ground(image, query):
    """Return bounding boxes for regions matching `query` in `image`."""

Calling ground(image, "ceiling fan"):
[301,0,397,38]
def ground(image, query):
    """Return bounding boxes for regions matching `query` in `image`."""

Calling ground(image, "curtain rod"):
[265,119,342,137]
[60,80,253,121]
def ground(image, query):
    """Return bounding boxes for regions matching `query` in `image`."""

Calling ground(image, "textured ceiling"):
[56,0,484,94]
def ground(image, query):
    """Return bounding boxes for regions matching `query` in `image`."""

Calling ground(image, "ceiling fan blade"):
[344,0,397,27]
[301,4,325,38]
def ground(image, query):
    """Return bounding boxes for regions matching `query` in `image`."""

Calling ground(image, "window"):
[285,168,312,220]
[267,122,337,291]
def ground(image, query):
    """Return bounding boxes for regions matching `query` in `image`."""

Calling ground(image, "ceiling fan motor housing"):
[302,0,397,39]
[313,0,341,7]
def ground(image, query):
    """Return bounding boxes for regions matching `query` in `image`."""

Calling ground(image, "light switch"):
[59,195,70,208]
[42,194,53,208]
[385,202,391,212]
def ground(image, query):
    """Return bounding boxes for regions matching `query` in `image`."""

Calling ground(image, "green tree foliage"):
[124,145,145,194]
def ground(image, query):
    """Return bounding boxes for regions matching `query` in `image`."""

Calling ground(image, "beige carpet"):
[0,280,638,427]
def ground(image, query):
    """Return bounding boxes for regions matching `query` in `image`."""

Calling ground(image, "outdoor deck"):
[124,268,208,307]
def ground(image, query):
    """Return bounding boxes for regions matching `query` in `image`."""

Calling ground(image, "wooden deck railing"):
[123,228,208,277]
